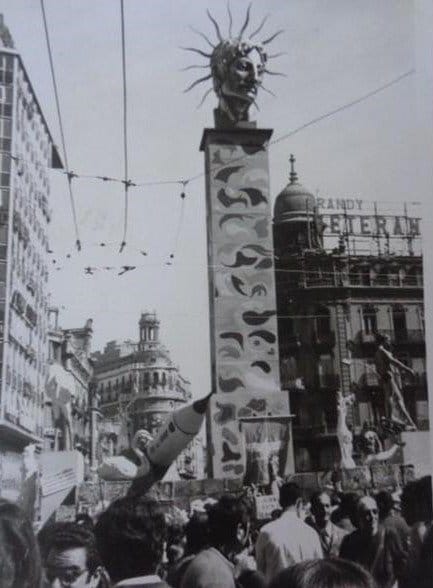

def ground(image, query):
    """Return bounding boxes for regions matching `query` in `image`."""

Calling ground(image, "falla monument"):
[184,5,295,481]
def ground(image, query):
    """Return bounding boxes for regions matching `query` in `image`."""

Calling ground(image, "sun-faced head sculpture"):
[183,4,284,128]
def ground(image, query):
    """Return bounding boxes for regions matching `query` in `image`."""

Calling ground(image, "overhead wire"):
[40,0,81,251]
[119,0,129,253]
[12,68,417,203]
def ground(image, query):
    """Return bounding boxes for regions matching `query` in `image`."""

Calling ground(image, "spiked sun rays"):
[181,3,286,109]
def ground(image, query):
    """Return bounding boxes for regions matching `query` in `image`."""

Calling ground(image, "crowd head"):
[0,499,42,588]
[310,491,332,528]
[207,493,252,555]
[269,559,377,588]
[94,495,167,585]
[40,521,103,588]
[355,496,379,536]
[279,482,303,510]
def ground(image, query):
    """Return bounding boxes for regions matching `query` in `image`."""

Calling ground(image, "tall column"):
[201,127,294,479]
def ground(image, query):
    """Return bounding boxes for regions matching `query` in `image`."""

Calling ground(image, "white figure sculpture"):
[336,390,356,469]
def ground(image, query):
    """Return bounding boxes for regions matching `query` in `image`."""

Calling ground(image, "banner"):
[242,417,291,486]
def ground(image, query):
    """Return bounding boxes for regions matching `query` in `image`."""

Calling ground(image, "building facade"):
[0,16,62,498]
[273,156,428,472]
[94,313,199,476]
[45,310,94,458]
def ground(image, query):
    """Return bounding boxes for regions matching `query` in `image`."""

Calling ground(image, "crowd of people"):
[0,475,431,588]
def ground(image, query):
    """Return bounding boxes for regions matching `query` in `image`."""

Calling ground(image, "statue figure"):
[374,333,417,431]
[336,390,356,469]
[183,6,284,127]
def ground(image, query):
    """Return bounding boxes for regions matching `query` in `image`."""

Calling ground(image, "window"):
[375,265,389,286]
[315,305,331,338]
[361,266,371,286]
[362,305,377,334]
[392,305,407,339]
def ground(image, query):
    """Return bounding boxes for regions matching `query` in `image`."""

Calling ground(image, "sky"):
[2,0,433,405]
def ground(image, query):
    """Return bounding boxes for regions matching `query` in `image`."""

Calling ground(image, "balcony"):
[375,329,425,345]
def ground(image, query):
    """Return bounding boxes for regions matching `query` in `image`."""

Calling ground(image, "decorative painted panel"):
[202,129,292,479]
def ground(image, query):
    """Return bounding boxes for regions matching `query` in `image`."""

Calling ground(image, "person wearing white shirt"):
[255,482,323,583]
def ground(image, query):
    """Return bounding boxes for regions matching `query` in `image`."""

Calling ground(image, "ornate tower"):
[138,312,160,350]
[273,155,323,256]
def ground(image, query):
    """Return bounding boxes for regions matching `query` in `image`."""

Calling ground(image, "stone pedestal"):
[200,128,294,480]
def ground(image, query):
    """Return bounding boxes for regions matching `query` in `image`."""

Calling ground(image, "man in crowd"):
[255,482,323,583]
[340,495,407,588]
[307,491,348,557]
[180,494,255,588]
[94,495,169,587]
[376,490,410,548]
[40,522,105,588]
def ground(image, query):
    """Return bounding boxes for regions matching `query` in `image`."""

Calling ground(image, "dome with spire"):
[274,155,316,222]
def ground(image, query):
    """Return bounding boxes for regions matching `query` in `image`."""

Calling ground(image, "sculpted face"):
[220,46,265,103]
[363,431,377,454]
[211,41,267,123]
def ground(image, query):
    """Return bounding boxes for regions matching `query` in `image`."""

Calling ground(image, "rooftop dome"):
[274,155,316,222]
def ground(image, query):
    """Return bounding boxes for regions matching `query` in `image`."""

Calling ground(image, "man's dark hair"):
[39,521,102,574]
[375,491,394,520]
[0,499,42,588]
[185,511,210,554]
[269,559,377,588]
[94,495,167,584]
[207,494,252,548]
[279,482,302,509]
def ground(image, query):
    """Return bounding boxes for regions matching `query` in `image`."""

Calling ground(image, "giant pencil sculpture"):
[97,394,211,491]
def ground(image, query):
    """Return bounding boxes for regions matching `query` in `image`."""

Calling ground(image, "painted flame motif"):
[218,375,245,393]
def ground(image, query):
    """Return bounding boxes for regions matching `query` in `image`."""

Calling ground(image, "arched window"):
[161,372,167,386]
[144,371,150,386]
[153,372,158,386]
